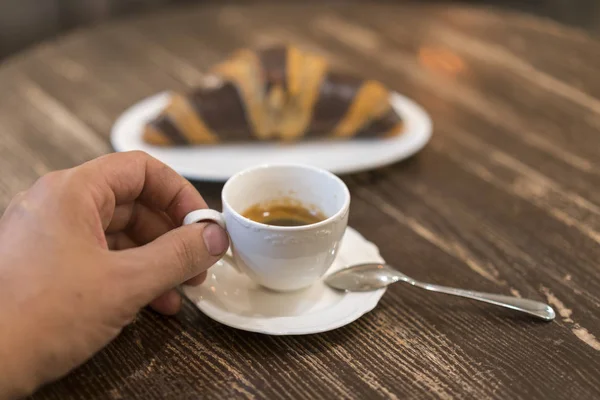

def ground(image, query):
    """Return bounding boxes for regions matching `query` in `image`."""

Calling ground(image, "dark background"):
[1,0,599,60]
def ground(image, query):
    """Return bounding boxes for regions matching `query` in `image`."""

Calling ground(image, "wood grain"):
[0,3,597,399]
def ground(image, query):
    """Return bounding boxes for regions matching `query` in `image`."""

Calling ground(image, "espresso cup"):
[183,164,350,291]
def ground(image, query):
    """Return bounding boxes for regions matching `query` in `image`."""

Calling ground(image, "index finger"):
[78,151,207,227]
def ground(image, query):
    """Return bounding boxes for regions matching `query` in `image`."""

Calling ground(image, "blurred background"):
[1,0,599,61]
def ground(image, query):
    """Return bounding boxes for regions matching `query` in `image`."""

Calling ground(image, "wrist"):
[0,281,43,399]
[0,328,39,399]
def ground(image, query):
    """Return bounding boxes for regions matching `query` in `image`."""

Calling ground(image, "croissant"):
[143,46,403,146]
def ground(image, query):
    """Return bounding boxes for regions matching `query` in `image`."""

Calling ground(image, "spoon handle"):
[414,281,555,321]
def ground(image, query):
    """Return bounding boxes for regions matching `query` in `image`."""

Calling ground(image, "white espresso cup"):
[183,164,350,292]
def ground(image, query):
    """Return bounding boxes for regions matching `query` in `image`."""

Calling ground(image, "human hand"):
[0,151,228,398]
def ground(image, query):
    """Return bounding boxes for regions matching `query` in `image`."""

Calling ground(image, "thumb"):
[122,222,229,299]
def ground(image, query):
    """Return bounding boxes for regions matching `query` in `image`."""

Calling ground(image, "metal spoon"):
[324,263,555,321]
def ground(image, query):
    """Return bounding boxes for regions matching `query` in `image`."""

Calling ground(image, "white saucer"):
[182,226,386,335]
[110,91,432,181]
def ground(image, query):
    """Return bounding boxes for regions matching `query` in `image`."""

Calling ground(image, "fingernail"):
[202,223,228,256]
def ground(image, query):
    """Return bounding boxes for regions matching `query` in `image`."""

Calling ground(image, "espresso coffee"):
[242,199,326,227]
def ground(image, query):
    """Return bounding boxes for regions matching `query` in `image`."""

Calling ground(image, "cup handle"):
[183,209,226,228]
[182,209,241,273]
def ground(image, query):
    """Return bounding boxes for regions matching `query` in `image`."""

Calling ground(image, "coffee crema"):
[242,198,327,227]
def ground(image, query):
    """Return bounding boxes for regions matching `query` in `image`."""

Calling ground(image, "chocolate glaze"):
[259,47,288,94]
[190,82,251,141]
[355,107,402,138]
[308,72,362,136]
[150,114,188,145]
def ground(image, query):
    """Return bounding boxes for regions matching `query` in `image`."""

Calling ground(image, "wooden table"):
[1,2,599,399]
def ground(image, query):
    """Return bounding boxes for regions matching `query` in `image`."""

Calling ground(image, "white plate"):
[111,91,432,181]
[181,226,386,335]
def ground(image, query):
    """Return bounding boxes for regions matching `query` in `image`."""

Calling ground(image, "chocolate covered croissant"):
[143,46,403,146]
